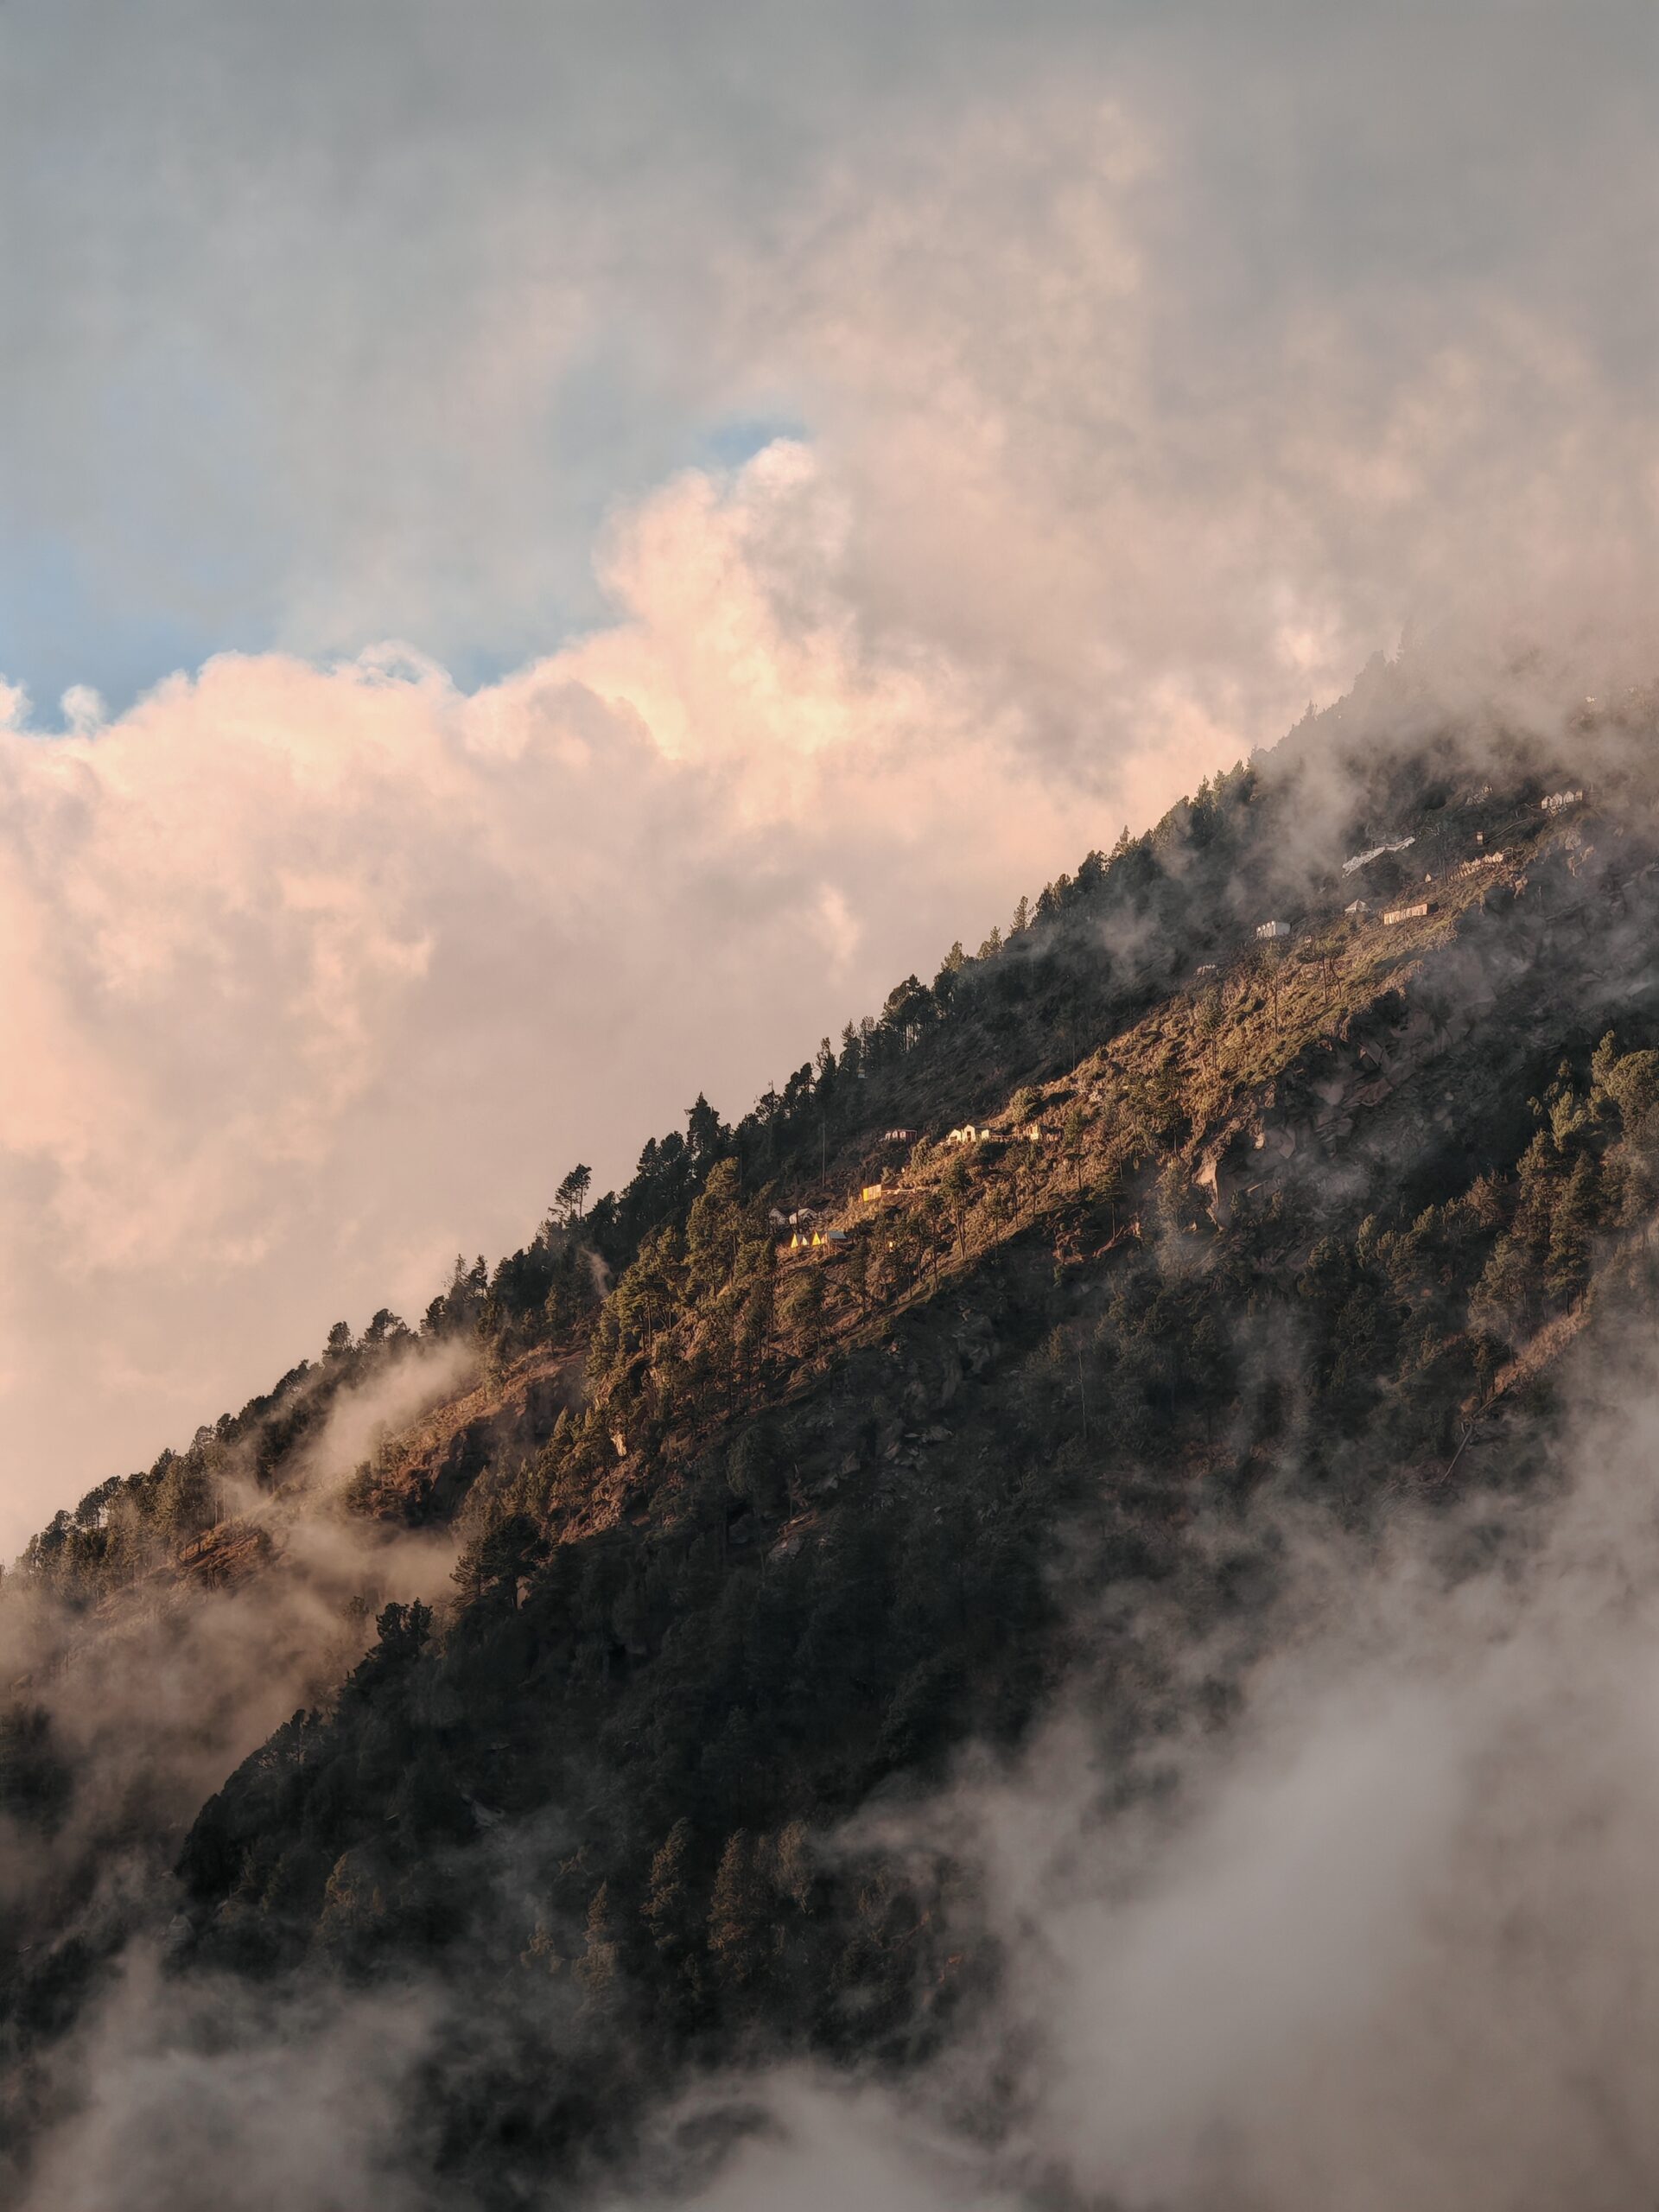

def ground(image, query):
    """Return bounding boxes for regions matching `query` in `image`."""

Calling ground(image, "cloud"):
[2,3,1655,714]
[4,0,1658,1538]
[16,1960,442,2212]
[612,2075,1020,2212]
[552,1351,1659,2212]
[871,1377,1659,2211]
[0,441,1085,1546]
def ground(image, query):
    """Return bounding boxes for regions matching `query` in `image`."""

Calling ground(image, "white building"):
[1256,920,1291,942]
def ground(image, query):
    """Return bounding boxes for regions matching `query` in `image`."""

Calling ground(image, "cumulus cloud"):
[0,442,1084,1544]
[3,2,1656,714]
[3,0,1657,1536]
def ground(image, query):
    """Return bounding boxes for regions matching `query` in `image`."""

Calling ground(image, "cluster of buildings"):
[775,781,1591,1271]
[1265,792,1584,952]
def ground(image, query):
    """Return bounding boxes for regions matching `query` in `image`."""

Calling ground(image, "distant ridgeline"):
[7,657,1659,2205]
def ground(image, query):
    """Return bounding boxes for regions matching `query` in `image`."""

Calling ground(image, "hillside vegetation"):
[7,652,1659,2202]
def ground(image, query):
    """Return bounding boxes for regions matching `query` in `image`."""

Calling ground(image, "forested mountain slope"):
[7,652,1659,2206]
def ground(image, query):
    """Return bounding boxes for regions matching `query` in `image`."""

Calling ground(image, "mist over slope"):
[8,639,1659,2206]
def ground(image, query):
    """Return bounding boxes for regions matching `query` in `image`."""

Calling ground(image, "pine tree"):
[554,1163,592,1223]
[708,1830,770,1991]
[575,1882,620,2003]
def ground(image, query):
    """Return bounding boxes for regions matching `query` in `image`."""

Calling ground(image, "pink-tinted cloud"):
[0,444,1103,1546]
[4,6,1658,1547]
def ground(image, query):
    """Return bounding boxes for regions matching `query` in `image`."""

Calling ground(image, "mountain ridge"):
[7,651,1659,2203]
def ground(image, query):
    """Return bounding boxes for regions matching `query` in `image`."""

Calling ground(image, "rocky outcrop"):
[368,1350,582,1525]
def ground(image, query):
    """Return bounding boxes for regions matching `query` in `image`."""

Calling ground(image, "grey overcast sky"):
[2,1,1656,1544]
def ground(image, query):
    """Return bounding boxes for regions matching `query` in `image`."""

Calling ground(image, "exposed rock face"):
[366,1352,582,1524]
[174,1521,274,1592]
